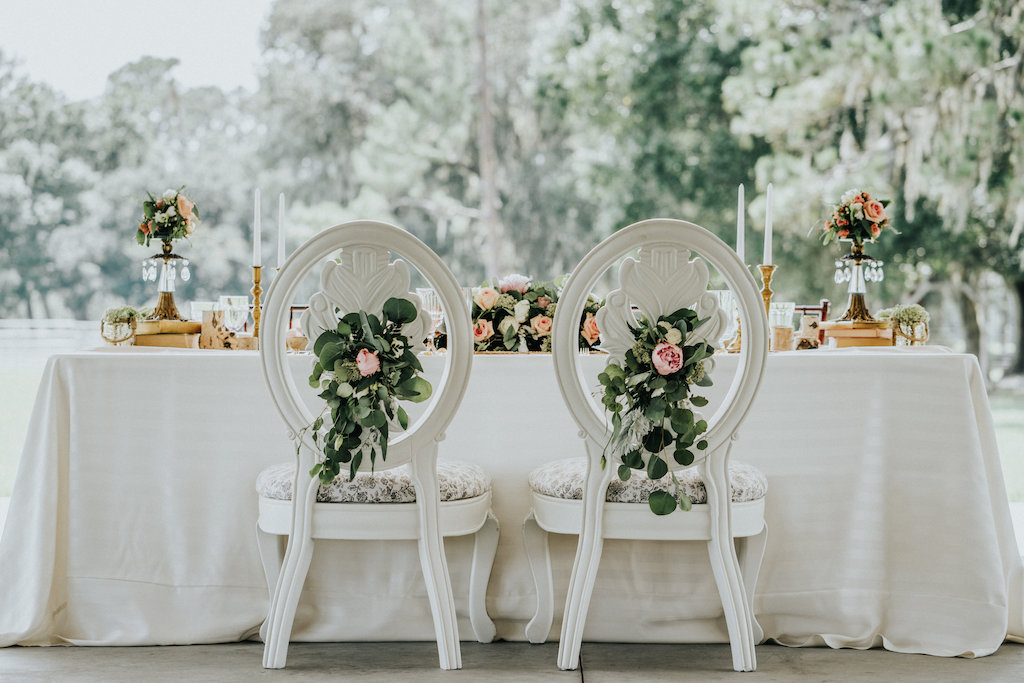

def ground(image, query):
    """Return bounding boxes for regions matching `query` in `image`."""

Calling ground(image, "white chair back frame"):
[261,220,473,476]
[551,218,768,464]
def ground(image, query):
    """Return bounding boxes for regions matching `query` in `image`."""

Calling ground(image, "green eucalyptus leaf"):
[397,405,409,430]
[383,297,418,325]
[691,395,709,407]
[397,376,432,403]
[617,464,632,481]
[647,455,668,480]
[648,490,677,515]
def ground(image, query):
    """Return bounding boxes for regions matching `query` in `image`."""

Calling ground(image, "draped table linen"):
[0,347,1020,656]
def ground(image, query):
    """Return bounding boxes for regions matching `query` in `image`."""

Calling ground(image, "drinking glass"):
[415,288,443,353]
[769,301,796,329]
[710,289,738,346]
[218,295,250,333]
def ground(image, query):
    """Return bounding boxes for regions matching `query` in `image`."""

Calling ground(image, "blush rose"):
[530,314,553,337]
[863,200,886,223]
[473,319,495,342]
[651,341,684,376]
[355,348,380,376]
[474,287,500,311]
[581,313,600,345]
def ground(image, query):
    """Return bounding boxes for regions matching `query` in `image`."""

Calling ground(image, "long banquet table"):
[0,347,1021,657]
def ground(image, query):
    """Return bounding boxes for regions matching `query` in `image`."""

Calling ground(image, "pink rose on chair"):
[536,295,551,309]
[355,349,380,376]
[473,319,494,342]
[530,314,553,337]
[499,274,530,294]
[474,287,500,311]
[651,342,684,376]
[581,313,600,345]
[863,200,886,223]
[870,224,881,238]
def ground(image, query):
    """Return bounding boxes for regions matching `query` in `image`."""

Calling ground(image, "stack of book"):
[134,320,202,348]
[819,320,894,348]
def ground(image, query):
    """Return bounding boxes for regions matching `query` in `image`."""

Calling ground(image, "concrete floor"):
[1,641,1023,682]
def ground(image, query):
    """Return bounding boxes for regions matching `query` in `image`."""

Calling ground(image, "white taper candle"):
[736,184,745,264]
[763,183,773,266]
[277,193,286,269]
[253,189,262,267]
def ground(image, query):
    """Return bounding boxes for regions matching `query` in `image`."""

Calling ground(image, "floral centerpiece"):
[877,303,929,345]
[597,306,715,515]
[470,273,604,352]
[819,189,890,246]
[304,297,433,483]
[820,189,894,322]
[472,274,560,352]
[136,188,200,246]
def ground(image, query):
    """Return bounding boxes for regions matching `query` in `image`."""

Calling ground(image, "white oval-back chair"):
[257,220,498,670]
[522,218,768,672]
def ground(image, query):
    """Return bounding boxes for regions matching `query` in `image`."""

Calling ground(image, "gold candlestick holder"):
[251,265,263,341]
[758,264,777,321]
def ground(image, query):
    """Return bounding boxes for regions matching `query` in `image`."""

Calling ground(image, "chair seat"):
[529,458,766,504]
[257,460,490,503]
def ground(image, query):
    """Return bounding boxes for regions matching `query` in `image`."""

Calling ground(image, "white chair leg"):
[469,512,499,643]
[262,476,318,670]
[262,532,315,669]
[522,510,553,644]
[704,462,756,672]
[557,451,610,671]
[412,455,462,670]
[256,523,285,642]
[736,523,768,643]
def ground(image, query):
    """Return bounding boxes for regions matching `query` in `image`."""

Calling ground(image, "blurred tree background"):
[0,0,1022,376]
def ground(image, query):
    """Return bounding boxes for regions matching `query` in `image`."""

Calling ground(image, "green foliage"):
[303,297,431,485]
[598,307,716,516]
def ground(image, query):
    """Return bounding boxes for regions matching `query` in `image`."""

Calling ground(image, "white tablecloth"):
[1,347,1021,656]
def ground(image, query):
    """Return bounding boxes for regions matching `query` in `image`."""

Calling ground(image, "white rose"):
[166,205,177,217]
[513,299,531,323]
[840,188,860,204]
[498,317,517,336]
[162,189,177,202]
[665,327,683,345]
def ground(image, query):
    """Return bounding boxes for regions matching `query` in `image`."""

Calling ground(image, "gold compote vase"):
[835,240,884,322]
[142,239,191,321]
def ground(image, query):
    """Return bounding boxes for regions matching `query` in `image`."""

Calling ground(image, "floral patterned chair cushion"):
[257,460,490,504]
[529,458,766,505]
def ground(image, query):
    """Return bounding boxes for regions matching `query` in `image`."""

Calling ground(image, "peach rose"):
[474,287,499,311]
[838,229,850,238]
[139,221,151,235]
[651,342,684,376]
[863,199,886,223]
[177,194,194,219]
[870,224,881,237]
[355,348,380,376]
[536,295,551,309]
[581,313,600,345]
[473,319,494,342]
[530,314,553,337]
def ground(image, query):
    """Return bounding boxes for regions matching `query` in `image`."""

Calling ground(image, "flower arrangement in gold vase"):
[820,189,893,322]
[136,188,200,321]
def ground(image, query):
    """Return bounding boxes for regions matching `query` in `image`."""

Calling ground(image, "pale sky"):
[0,0,276,100]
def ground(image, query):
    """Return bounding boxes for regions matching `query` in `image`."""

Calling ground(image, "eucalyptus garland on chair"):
[597,306,716,515]
[304,297,433,484]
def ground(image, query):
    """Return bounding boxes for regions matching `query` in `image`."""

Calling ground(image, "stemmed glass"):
[415,288,444,353]
[218,295,250,334]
